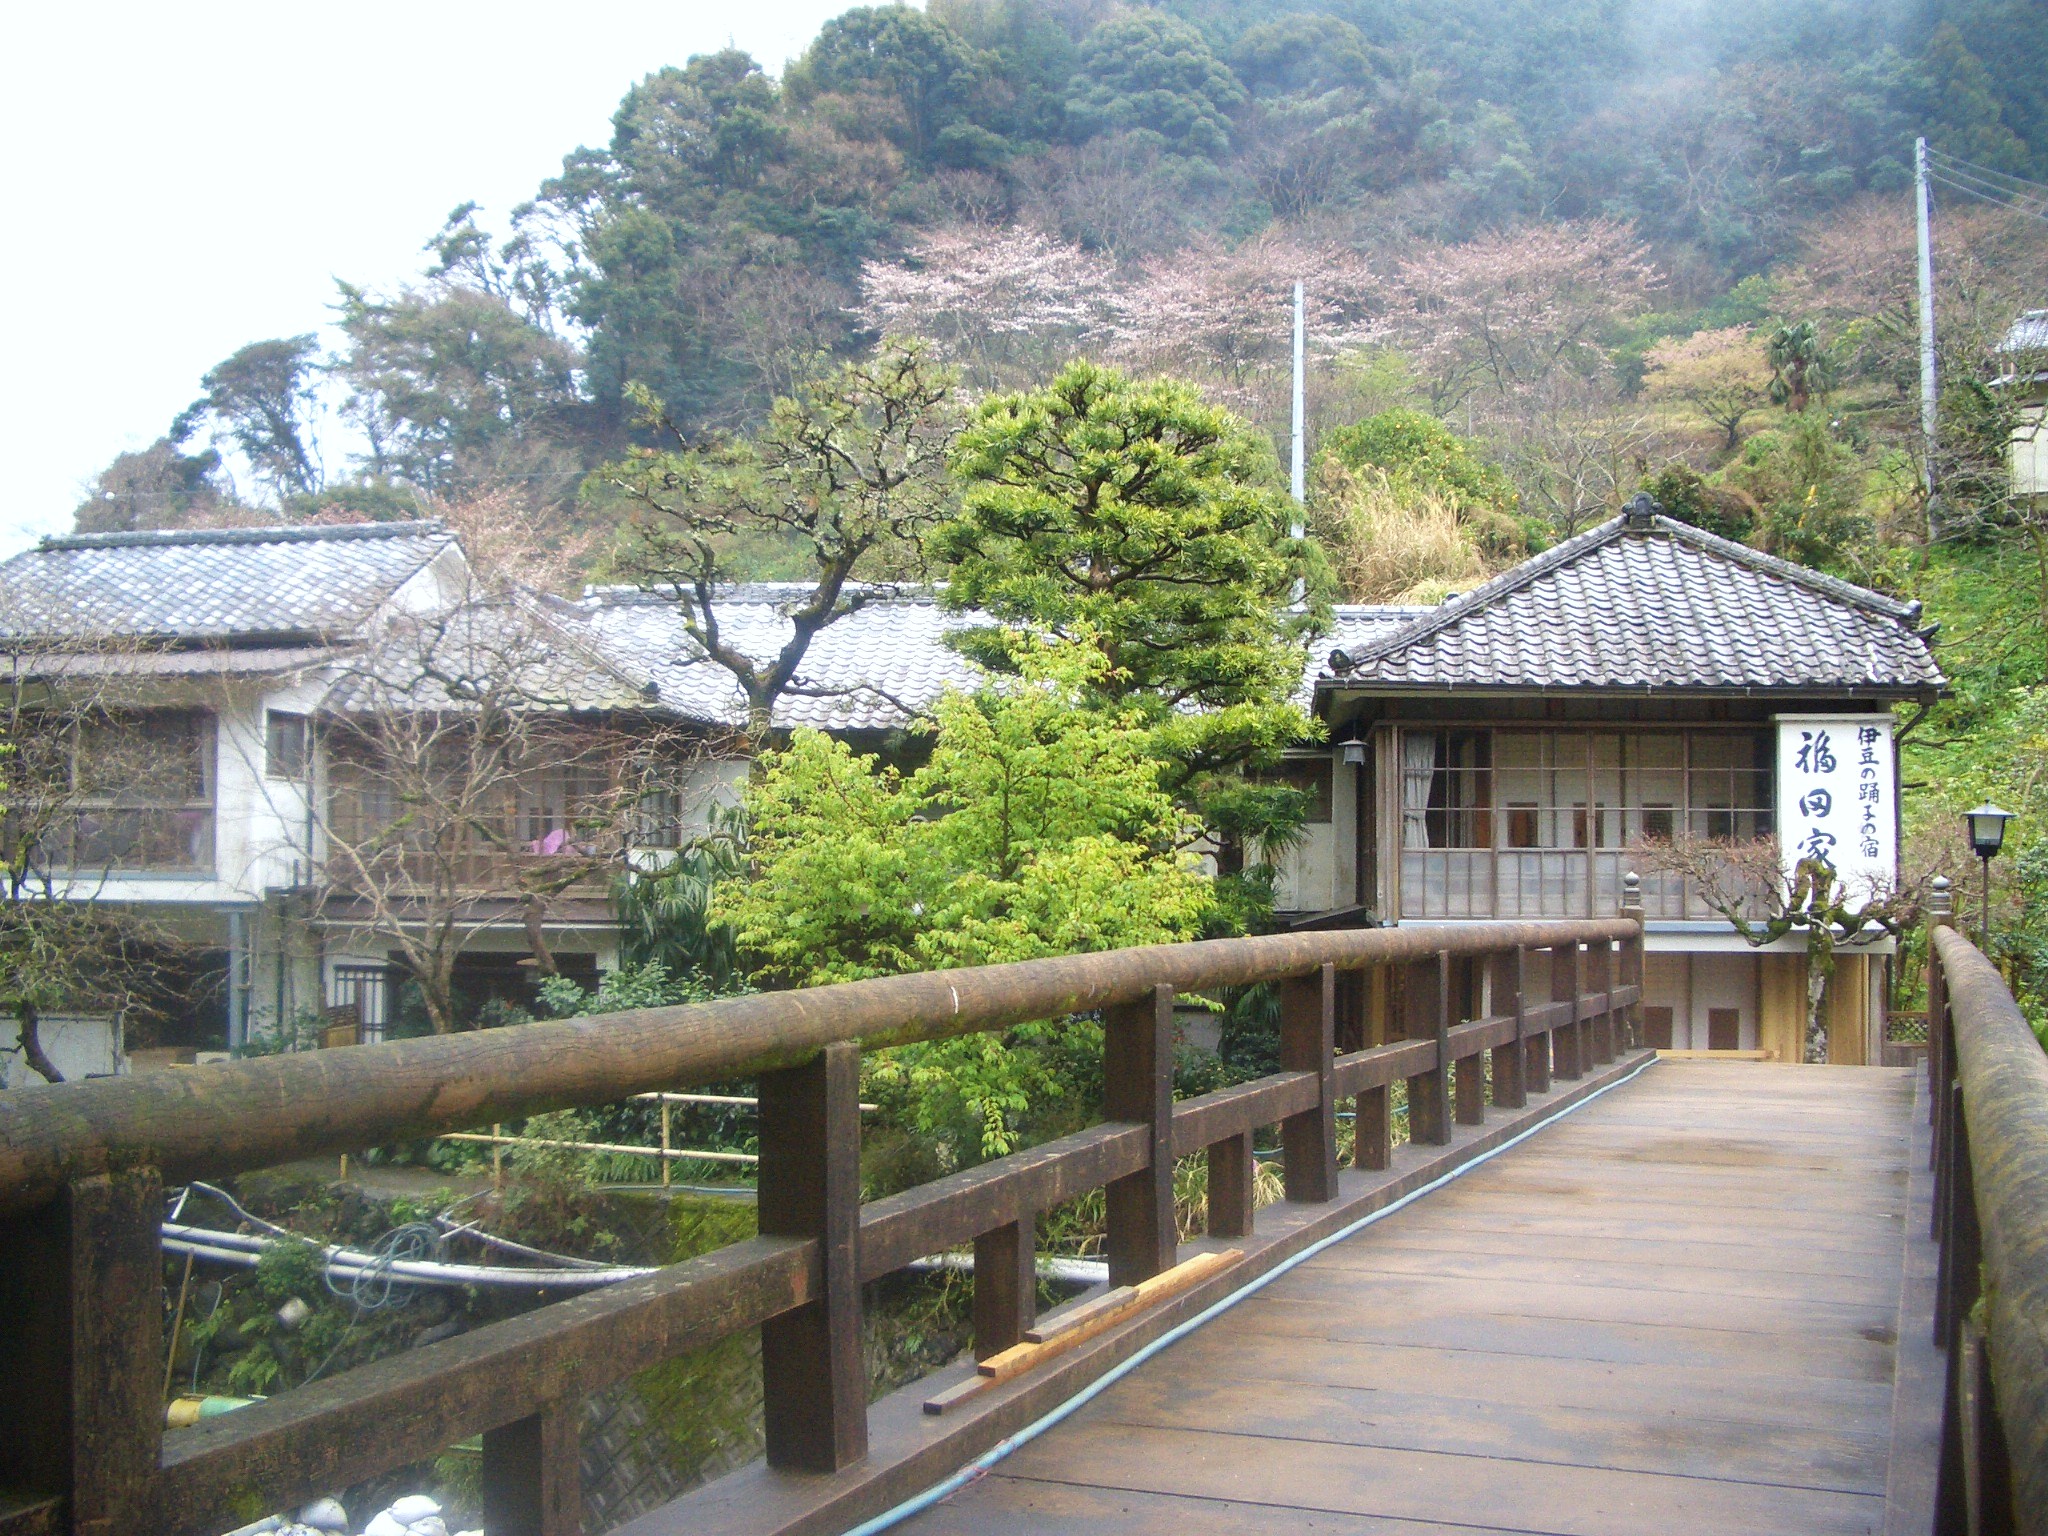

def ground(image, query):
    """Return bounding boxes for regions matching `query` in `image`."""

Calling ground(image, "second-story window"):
[265,711,310,779]
[63,710,216,873]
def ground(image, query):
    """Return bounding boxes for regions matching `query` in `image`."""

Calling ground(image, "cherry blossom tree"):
[1644,325,1774,450]
[1106,233,1388,413]
[1390,219,1664,410]
[854,226,1120,389]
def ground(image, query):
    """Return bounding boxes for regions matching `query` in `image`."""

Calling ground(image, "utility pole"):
[1916,136,1941,539]
[1290,279,1306,604]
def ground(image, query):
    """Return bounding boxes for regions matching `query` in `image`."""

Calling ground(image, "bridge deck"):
[897,1062,1922,1536]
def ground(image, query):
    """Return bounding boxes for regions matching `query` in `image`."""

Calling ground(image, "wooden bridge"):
[1,887,2043,1536]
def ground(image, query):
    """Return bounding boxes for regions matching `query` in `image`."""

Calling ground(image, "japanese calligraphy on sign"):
[1775,715,1895,899]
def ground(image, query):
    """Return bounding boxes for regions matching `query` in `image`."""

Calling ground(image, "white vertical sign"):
[1775,715,1896,899]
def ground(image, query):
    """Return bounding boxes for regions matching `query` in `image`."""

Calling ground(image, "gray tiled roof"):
[0,522,455,644]
[567,586,987,731]
[1318,515,1946,696]
[1998,309,2048,354]
[323,595,654,716]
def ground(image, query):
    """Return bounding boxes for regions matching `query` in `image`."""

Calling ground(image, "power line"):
[1927,171,2048,223]
[1923,146,2048,199]
[1922,145,2048,223]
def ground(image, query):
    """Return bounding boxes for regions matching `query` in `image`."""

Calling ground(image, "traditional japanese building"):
[1275,497,1945,1063]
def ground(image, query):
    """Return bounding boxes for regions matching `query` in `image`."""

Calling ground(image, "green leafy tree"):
[1065,12,1246,160]
[72,438,236,534]
[936,359,1321,914]
[172,336,325,501]
[787,4,1002,168]
[329,205,581,499]
[1321,408,1516,512]
[717,639,1210,1160]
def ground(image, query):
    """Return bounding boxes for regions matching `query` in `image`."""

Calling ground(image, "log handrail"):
[0,917,1635,1219]
[0,911,1645,1536]
[1927,915,2048,1533]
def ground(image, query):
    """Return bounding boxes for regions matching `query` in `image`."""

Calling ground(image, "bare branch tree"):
[0,631,192,1084]
[312,513,695,1034]
[607,339,959,746]
[1635,835,1934,1062]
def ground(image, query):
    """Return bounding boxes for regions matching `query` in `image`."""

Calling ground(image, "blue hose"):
[841,1051,1660,1535]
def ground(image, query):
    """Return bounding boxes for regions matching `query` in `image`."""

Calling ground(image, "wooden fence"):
[0,903,1645,1536]
[1926,889,2048,1534]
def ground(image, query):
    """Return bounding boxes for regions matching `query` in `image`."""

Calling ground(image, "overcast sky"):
[0,1,868,554]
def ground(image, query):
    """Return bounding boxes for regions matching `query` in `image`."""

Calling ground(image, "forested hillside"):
[78,0,2042,532]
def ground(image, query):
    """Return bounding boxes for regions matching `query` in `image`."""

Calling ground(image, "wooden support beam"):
[972,1220,1037,1362]
[1280,964,1338,1203]
[1551,941,1583,1080]
[1402,957,1450,1146]
[0,1170,165,1536]
[1587,939,1616,1065]
[1452,960,1485,1127]
[1489,949,1527,1109]
[1206,1131,1256,1239]
[1522,949,1552,1094]
[481,1401,582,1536]
[758,1042,867,1473]
[1104,983,1176,1287]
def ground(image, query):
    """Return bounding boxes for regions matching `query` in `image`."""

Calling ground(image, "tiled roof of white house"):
[323,596,657,716]
[1318,510,1946,697]
[1997,309,2048,355]
[0,522,455,645]
[566,585,987,731]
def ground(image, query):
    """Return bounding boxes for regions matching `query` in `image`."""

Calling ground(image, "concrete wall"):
[1,1013,124,1088]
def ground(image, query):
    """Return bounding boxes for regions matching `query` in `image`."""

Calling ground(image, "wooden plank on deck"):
[894,1062,1916,1536]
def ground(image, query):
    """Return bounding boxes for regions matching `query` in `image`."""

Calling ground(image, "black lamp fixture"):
[1964,801,2014,947]
[1338,723,1367,767]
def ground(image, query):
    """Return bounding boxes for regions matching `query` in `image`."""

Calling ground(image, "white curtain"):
[1402,732,1437,849]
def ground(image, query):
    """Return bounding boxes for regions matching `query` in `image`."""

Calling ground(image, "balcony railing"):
[11,805,217,876]
[1401,848,1764,921]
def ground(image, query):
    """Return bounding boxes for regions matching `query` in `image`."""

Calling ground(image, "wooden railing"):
[1926,889,2048,1534]
[0,902,1646,1536]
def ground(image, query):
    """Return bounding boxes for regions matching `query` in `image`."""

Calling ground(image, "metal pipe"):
[0,918,1636,1216]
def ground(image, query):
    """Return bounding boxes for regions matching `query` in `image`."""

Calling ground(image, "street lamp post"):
[1964,802,2014,948]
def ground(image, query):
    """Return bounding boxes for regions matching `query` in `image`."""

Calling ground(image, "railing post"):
[0,1167,164,1536]
[1521,948,1551,1094]
[1281,963,1339,1202]
[482,1402,582,1536]
[1620,871,1646,1051]
[1934,1063,1983,1532]
[972,1218,1037,1360]
[1402,955,1451,1146]
[1489,948,1527,1109]
[1453,956,1486,1127]
[1551,941,1584,1079]
[1929,875,1953,1142]
[1105,983,1176,1286]
[758,1041,867,1473]
[1586,938,1616,1066]
[1207,1130,1257,1238]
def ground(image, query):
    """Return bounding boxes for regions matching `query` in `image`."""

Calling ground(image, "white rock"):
[360,1515,408,1536]
[405,1521,448,1536]
[299,1499,349,1532]
[386,1497,441,1523]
